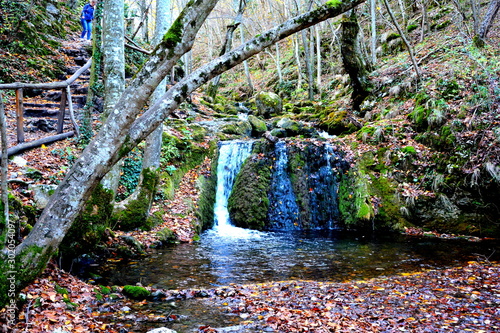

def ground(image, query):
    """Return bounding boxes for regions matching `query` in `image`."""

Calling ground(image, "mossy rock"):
[339,153,409,231]
[196,158,218,232]
[269,128,287,138]
[255,91,283,119]
[220,120,252,137]
[156,227,178,244]
[228,147,273,230]
[248,115,267,134]
[276,118,302,136]
[122,285,150,300]
[321,110,358,135]
[407,24,418,32]
[60,184,114,257]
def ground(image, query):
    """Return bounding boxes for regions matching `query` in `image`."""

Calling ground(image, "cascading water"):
[213,140,254,234]
[268,141,301,230]
[307,143,343,229]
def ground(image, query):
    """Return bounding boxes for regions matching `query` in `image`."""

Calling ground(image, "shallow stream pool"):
[96,226,498,290]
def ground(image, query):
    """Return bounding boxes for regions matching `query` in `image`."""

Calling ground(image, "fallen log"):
[0,131,74,158]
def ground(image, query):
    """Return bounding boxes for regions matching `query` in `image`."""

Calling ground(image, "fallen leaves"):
[204,261,500,332]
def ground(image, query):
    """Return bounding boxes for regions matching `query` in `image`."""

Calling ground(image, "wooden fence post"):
[15,88,24,143]
[57,88,67,133]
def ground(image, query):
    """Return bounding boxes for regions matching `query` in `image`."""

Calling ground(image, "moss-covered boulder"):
[196,157,218,232]
[248,115,267,135]
[122,285,150,300]
[320,109,359,135]
[276,118,301,135]
[255,91,282,119]
[220,120,252,137]
[338,152,410,232]
[228,150,272,230]
[29,184,57,209]
[60,184,114,257]
[156,227,178,245]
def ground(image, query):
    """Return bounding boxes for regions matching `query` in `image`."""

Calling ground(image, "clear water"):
[213,140,253,227]
[97,226,499,290]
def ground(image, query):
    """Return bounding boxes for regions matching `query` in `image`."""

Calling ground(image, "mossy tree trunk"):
[2,0,366,308]
[340,10,373,112]
[113,0,172,226]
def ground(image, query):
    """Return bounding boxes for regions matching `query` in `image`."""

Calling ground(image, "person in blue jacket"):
[80,0,96,40]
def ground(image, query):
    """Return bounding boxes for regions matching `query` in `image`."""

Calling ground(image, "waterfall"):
[213,140,254,230]
[268,141,301,230]
[307,143,343,229]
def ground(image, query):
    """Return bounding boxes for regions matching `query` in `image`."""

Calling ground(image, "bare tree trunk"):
[315,25,322,92]
[207,0,247,99]
[115,0,173,223]
[471,0,480,35]
[239,26,254,94]
[294,34,303,88]
[0,93,8,243]
[479,0,500,39]
[419,0,428,42]
[370,0,377,64]
[4,0,366,306]
[101,0,126,198]
[397,0,406,25]
[302,28,315,100]
[382,0,421,79]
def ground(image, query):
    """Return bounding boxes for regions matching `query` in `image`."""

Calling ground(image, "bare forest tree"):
[479,0,500,39]
[207,0,248,99]
[381,0,420,79]
[101,0,126,197]
[115,0,173,221]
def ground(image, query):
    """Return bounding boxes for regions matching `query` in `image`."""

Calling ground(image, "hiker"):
[80,0,96,40]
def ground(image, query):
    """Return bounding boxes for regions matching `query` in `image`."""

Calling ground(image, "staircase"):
[20,44,91,134]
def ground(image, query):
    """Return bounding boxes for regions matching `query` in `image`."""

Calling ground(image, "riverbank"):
[2,260,498,332]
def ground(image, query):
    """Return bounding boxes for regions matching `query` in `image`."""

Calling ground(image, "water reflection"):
[97,228,499,290]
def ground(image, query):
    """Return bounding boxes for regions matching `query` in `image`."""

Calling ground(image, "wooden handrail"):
[0,58,92,90]
[0,57,91,145]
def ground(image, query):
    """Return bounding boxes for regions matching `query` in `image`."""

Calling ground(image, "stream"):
[92,226,499,332]
[97,227,498,290]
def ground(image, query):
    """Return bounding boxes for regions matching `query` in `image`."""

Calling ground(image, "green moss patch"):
[122,285,150,300]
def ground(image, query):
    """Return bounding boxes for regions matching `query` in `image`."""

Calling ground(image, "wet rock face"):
[225,140,349,231]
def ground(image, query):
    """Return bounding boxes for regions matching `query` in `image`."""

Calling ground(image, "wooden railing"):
[0,58,92,157]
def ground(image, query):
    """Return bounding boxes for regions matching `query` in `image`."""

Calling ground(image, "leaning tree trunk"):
[382,0,421,79]
[3,0,366,308]
[478,0,500,40]
[341,10,373,112]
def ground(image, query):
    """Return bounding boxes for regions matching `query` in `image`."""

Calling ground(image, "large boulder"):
[220,120,252,137]
[247,115,267,135]
[255,91,282,118]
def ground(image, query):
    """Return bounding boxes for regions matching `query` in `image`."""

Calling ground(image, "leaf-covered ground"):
[2,260,499,332]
